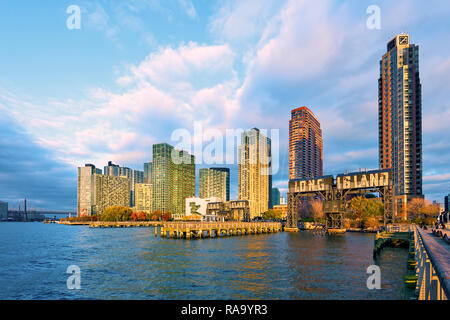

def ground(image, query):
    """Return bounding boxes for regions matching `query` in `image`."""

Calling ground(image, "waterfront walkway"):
[413,226,450,300]
[158,221,282,239]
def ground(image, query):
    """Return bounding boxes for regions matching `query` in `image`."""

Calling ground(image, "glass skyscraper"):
[151,143,195,215]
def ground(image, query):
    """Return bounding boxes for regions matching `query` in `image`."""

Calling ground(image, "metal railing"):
[413,226,449,300]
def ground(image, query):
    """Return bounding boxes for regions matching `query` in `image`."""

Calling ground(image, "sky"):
[0,0,449,211]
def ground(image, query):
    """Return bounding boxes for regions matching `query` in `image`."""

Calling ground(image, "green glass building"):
[151,143,195,215]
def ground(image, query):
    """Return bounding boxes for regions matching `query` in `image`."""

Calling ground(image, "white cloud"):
[0,42,241,169]
[2,0,450,204]
[178,0,197,19]
[209,0,281,43]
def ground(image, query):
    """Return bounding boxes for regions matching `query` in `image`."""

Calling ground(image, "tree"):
[262,209,282,221]
[162,211,172,221]
[408,198,440,226]
[136,211,147,221]
[101,206,132,221]
[151,210,162,221]
[407,198,425,220]
[310,200,324,223]
[298,200,311,220]
[348,196,383,229]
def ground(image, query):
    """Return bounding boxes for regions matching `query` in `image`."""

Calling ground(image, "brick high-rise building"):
[289,106,323,180]
[378,34,423,219]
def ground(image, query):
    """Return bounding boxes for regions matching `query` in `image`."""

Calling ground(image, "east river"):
[0,222,408,299]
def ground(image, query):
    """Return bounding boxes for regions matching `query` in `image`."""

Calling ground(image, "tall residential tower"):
[199,167,230,202]
[289,106,323,180]
[378,34,422,218]
[238,128,272,219]
[151,143,195,215]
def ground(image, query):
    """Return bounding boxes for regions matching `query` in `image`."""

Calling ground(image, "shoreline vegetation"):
[57,195,439,232]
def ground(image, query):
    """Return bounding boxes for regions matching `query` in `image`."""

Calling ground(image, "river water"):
[0,222,408,300]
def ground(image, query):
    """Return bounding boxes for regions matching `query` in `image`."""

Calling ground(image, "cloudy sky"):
[0,0,449,210]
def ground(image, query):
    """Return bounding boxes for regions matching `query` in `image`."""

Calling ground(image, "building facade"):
[151,143,195,215]
[77,164,130,216]
[206,200,250,222]
[144,162,152,184]
[199,167,230,202]
[271,188,281,207]
[378,34,423,219]
[104,161,143,207]
[77,164,97,216]
[180,197,221,221]
[0,201,8,221]
[445,194,449,213]
[289,106,323,180]
[238,128,272,219]
[134,183,152,213]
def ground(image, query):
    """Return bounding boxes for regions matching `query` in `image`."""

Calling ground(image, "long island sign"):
[289,169,391,193]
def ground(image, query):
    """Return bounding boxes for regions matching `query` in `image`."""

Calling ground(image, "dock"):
[57,220,164,227]
[373,230,411,258]
[89,221,163,228]
[157,221,282,239]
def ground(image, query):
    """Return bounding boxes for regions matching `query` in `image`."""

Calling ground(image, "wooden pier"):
[157,221,282,239]
[373,230,411,258]
[88,221,163,228]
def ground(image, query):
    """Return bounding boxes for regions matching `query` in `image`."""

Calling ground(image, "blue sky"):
[0,0,450,210]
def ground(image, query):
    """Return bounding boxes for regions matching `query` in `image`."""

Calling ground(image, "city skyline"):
[1,1,450,210]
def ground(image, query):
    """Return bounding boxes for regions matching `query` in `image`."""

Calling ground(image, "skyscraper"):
[134,183,152,213]
[77,164,130,216]
[151,143,195,215]
[271,188,281,207]
[238,128,272,219]
[199,167,230,202]
[104,161,143,207]
[144,162,152,184]
[378,34,422,218]
[444,194,449,213]
[289,106,323,180]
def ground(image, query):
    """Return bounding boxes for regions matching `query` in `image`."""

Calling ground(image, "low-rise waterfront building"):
[206,200,250,222]
[177,197,221,221]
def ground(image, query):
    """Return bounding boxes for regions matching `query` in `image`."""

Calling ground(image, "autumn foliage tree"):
[262,209,282,221]
[161,211,172,221]
[348,196,384,229]
[101,206,133,221]
[310,200,325,223]
[151,210,162,221]
[408,198,439,226]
